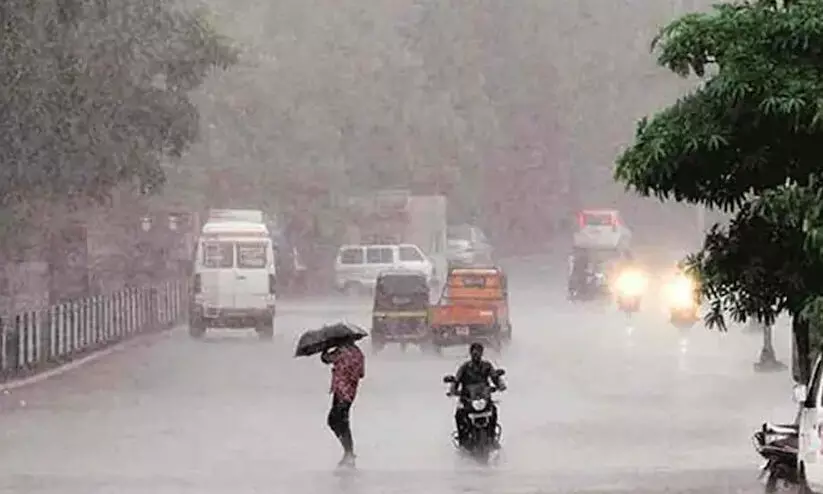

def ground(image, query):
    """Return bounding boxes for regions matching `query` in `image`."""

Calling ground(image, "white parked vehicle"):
[793,354,823,491]
[334,243,434,295]
[190,220,276,340]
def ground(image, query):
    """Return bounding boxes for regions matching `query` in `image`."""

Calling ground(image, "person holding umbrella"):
[295,322,367,467]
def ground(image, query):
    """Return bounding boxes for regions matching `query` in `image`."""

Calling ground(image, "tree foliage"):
[614,0,823,380]
[0,0,237,210]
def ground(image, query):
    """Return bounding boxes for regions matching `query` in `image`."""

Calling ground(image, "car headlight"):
[471,399,487,411]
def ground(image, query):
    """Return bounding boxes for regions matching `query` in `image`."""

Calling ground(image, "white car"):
[447,224,494,267]
[334,244,434,295]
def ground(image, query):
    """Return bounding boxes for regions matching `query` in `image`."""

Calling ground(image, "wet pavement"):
[0,256,798,493]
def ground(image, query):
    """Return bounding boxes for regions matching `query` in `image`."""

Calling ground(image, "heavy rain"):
[0,0,820,492]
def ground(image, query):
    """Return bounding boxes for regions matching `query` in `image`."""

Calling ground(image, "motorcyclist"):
[568,247,592,298]
[447,342,506,448]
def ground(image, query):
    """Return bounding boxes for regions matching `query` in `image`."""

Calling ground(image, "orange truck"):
[429,267,512,351]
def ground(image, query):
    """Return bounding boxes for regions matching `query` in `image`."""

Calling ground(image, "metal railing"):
[0,278,188,382]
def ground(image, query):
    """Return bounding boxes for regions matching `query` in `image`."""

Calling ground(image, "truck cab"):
[572,209,632,251]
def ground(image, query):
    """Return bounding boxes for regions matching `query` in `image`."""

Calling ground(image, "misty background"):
[0,0,723,311]
[172,0,713,250]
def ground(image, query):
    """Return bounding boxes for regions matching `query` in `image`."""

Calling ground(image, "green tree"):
[614,0,823,382]
[0,0,236,244]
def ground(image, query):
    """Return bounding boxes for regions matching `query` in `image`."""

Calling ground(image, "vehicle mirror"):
[793,384,808,404]
[443,375,456,384]
[494,369,506,377]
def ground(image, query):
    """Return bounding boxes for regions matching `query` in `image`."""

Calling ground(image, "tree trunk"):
[755,323,786,372]
[793,315,811,384]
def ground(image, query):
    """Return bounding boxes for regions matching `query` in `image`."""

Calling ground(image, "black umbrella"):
[294,322,368,357]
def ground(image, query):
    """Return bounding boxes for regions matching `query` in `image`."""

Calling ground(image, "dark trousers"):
[455,405,498,442]
[327,395,354,454]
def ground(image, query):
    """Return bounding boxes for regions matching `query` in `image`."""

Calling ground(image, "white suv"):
[334,244,434,295]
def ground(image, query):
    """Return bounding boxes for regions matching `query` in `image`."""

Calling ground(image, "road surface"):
[0,256,797,493]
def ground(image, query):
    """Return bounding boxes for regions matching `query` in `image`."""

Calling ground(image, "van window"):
[366,247,394,264]
[340,247,363,265]
[399,246,424,262]
[237,242,268,269]
[202,242,234,268]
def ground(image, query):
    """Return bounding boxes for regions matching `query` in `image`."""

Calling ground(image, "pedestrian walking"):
[320,341,365,466]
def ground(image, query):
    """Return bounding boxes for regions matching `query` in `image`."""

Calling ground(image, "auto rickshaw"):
[429,267,512,352]
[370,271,432,353]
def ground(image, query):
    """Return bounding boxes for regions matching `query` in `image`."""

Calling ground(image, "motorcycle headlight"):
[613,269,647,296]
[471,399,487,411]
[665,276,696,309]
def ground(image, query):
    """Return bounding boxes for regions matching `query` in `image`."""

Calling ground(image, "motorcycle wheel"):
[472,429,491,464]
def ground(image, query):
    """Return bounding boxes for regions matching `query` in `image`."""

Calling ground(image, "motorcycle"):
[752,421,799,492]
[443,369,506,463]
[612,267,648,315]
[568,270,610,302]
[664,274,700,329]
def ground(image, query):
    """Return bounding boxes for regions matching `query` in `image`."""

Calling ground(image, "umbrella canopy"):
[294,322,368,357]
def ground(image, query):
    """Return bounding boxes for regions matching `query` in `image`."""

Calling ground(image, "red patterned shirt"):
[330,345,365,402]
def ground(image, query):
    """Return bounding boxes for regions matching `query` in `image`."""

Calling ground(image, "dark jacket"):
[450,359,504,397]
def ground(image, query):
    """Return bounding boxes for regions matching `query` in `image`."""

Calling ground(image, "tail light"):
[577,212,586,229]
[268,274,276,294]
[193,274,202,294]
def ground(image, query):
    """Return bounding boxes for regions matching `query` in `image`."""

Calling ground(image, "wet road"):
[0,256,798,493]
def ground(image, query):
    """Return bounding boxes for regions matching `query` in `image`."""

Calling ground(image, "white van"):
[190,221,276,339]
[334,244,433,295]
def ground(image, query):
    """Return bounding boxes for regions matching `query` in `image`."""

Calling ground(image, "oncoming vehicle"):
[572,209,632,251]
[429,267,512,351]
[567,247,623,302]
[371,271,431,353]
[443,369,506,462]
[190,221,276,340]
[612,266,648,314]
[334,244,434,295]
[663,271,700,329]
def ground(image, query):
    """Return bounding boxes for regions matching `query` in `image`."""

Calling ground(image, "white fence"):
[0,279,187,380]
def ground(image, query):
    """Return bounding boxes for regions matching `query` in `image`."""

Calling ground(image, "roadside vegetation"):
[615,0,823,382]
[0,0,236,251]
